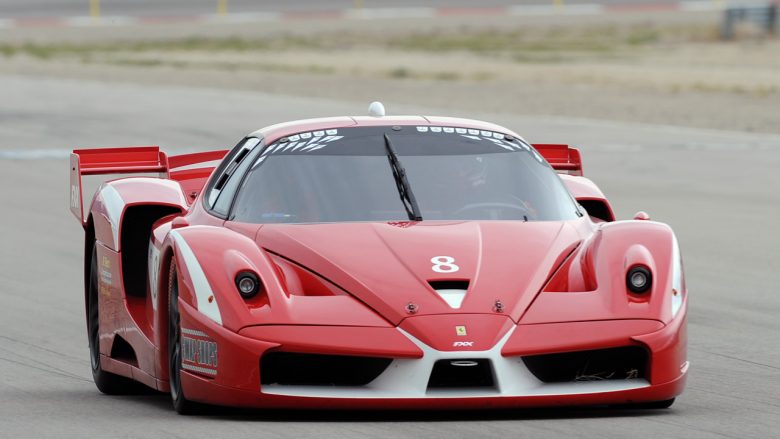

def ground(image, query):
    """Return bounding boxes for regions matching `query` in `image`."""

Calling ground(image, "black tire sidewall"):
[88,247,101,376]
[168,263,197,414]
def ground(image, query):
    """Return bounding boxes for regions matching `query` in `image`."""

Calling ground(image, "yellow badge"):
[455,326,467,336]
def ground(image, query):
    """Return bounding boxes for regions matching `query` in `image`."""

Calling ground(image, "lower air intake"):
[260,352,392,386]
[522,346,648,383]
[427,359,495,389]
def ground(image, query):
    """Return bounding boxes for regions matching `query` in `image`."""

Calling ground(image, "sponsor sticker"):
[148,243,160,309]
[70,184,80,210]
[100,269,113,286]
[181,329,218,376]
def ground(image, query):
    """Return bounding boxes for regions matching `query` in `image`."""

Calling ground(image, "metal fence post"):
[90,0,100,19]
[720,7,735,39]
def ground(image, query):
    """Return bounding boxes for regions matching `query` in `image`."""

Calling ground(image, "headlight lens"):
[235,272,261,299]
[626,265,652,294]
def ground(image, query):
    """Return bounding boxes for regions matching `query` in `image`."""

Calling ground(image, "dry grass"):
[0,13,777,132]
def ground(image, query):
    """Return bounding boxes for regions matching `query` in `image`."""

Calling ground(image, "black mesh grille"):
[522,346,648,383]
[427,359,495,389]
[260,352,392,386]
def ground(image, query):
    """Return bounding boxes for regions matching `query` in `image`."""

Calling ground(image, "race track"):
[0,74,779,438]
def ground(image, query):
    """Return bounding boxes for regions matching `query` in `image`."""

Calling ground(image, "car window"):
[230,127,579,223]
[210,137,261,216]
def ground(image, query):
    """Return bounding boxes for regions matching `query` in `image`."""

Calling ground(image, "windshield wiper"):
[384,133,423,221]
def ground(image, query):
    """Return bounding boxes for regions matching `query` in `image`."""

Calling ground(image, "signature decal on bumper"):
[181,328,218,377]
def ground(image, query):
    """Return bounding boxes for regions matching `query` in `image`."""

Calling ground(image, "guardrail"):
[721,3,779,39]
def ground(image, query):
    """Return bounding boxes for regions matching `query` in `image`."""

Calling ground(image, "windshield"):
[230,126,580,223]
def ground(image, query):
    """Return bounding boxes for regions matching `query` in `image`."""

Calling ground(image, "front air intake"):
[427,359,495,389]
[522,346,648,383]
[260,352,392,387]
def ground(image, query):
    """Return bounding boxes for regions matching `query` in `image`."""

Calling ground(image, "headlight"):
[626,265,652,294]
[235,271,261,299]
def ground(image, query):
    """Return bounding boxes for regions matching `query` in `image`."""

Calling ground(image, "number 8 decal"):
[431,256,459,273]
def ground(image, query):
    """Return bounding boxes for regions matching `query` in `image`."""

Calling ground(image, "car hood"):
[256,220,584,325]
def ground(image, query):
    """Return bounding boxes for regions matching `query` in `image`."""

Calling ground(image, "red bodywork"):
[71,116,687,409]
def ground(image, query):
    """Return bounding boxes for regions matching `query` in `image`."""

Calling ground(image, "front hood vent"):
[429,280,469,309]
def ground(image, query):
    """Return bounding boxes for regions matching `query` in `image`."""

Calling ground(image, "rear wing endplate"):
[532,144,583,177]
[70,146,227,225]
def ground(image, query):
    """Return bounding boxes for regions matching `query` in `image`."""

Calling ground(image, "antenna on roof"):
[368,101,386,117]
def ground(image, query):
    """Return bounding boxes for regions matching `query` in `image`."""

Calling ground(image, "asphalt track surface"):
[0,74,779,438]
[0,0,688,18]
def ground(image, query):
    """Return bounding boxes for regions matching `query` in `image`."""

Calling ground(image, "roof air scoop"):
[429,280,469,309]
[368,101,386,117]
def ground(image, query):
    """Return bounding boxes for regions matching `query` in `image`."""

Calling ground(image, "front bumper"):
[177,301,688,409]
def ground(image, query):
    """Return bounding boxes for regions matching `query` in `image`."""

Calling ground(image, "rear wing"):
[532,144,583,177]
[70,146,228,224]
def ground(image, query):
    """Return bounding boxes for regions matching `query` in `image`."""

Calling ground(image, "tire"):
[168,263,202,415]
[87,245,137,394]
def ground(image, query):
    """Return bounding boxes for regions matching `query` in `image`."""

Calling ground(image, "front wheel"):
[168,263,202,415]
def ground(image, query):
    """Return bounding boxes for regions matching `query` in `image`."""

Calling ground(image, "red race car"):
[70,105,687,414]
